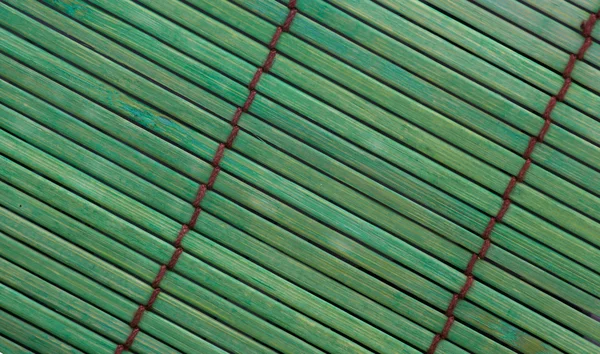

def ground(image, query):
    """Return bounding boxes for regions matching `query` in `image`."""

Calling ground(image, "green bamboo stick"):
[5,73,596,323]
[519,0,599,36]
[0,78,582,354]
[0,183,327,354]
[422,0,600,93]
[3,48,599,309]
[269,0,600,140]
[0,284,115,354]
[474,0,600,67]
[226,0,600,199]
[4,94,600,343]
[0,84,516,354]
[12,0,600,258]
[0,308,83,354]
[0,334,34,354]
[2,1,598,353]
[0,117,457,353]
[0,150,556,354]
[569,0,600,14]
[0,257,184,354]
[1,120,592,353]
[0,207,276,354]
[2,33,596,312]
[3,0,596,274]
[0,232,228,354]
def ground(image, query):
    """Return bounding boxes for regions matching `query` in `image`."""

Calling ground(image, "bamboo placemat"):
[1,0,599,353]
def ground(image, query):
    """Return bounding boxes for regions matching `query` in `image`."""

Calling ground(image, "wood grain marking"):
[427,9,600,354]
[114,1,298,352]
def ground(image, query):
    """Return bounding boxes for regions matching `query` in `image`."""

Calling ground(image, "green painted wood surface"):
[570,0,600,14]
[1,0,599,353]
[42,0,597,260]
[0,101,503,353]
[0,256,182,354]
[0,84,568,352]
[0,77,547,353]
[134,0,598,220]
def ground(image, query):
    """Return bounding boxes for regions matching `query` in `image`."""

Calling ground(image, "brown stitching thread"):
[114,1,297,352]
[427,9,599,354]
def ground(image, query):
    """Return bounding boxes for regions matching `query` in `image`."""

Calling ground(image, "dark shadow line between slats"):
[9,0,600,352]
[0,75,198,202]
[483,256,597,319]
[196,198,479,354]
[270,0,600,161]
[241,112,600,303]
[2,120,412,353]
[0,12,361,352]
[565,0,597,14]
[224,0,600,246]
[0,211,238,354]
[174,0,600,238]
[0,76,449,353]
[232,119,600,338]
[0,99,194,206]
[94,0,600,230]
[3,71,580,354]
[1,73,466,352]
[0,144,275,354]
[478,258,600,348]
[248,0,600,212]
